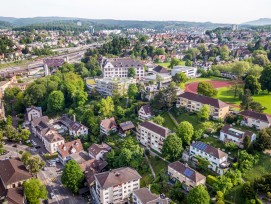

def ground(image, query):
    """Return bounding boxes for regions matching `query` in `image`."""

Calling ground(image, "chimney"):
[185,163,188,167]
[73,114,76,122]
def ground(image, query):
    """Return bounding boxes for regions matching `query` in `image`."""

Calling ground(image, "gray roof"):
[103,58,143,68]
[139,121,169,138]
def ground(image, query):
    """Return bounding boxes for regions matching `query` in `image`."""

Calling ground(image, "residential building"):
[26,106,43,121]
[138,105,154,120]
[133,187,168,204]
[137,121,170,153]
[119,121,135,137]
[141,74,172,84]
[57,139,84,164]
[189,141,229,175]
[220,125,256,148]
[95,77,137,96]
[31,116,56,140]
[239,110,271,130]
[43,133,65,153]
[152,65,170,75]
[171,66,198,78]
[100,117,117,136]
[0,158,32,204]
[168,161,206,191]
[176,92,230,119]
[101,57,144,79]
[88,143,112,160]
[58,115,88,137]
[80,159,108,188]
[93,167,141,204]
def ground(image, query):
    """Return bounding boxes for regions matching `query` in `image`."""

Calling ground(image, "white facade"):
[44,136,65,154]
[189,142,228,175]
[242,117,270,130]
[95,77,137,96]
[171,66,197,78]
[26,107,42,121]
[138,105,153,120]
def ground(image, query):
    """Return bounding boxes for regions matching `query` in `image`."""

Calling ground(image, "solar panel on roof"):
[184,168,194,178]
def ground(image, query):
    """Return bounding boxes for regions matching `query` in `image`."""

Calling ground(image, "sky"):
[1,0,271,24]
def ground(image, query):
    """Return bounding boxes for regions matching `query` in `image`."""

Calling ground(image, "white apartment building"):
[220,125,256,148]
[189,141,229,175]
[239,110,271,130]
[26,106,42,121]
[101,57,145,79]
[137,121,170,153]
[43,133,65,153]
[171,66,198,78]
[95,77,137,96]
[93,167,141,204]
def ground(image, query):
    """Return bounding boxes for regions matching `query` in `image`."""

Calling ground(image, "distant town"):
[0,16,270,204]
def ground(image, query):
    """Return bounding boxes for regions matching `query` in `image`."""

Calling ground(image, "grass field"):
[242,153,271,182]
[225,185,246,204]
[149,155,168,175]
[156,61,185,68]
[217,87,271,114]
[161,112,178,131]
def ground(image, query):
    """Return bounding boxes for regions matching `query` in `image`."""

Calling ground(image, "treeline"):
[0,20,13,29]
[0,36,15,54]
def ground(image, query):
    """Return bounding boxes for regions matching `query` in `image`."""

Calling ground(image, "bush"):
[44,153,58,160]
[19,150,23,154]
[207,175,218,186]
[145,149,150,156]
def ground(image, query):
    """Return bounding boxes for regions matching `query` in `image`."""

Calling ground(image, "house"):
[26,106,43,121]
[43,133,65,154]
[220,125,256,148]
[93,167,141,204]
[189,141,229,175]
[80,159,108,188]
[57,139,84,164]
[168,161,206,191]
[94,77,137,96]
[0,158,32,204]
[100,117,117,136]
[177,92,230,119]
[138,105,154,120]
[137,121,170,153]
[58,115,88,137]
[133,187,168,204]
[119,121,135,137]
[101,57,145,79]
[88,143,111,160]
[152,65,170,75]
[239,110,271,130]
[171,66,198,78]
[31,116,56,140]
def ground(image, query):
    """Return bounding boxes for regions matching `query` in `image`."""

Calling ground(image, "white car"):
[55,158,60,163]
[50,192,56,199]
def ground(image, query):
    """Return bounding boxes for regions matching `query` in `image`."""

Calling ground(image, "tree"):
[220,45,230,60]
[254,127,271,151]
[127,84,138,99]
[213,176,233,193]
[244,75,261,95]
[197,81,218,97]
[231,61,250,78]
[99,96,115,117]
[194,129,204,140]
[4,125,19,141]
[72,90,88,107]
[169,57,180,68]
[161,134,183,161]
[172,72,189,84]
[216,191,224,203]
[197,105,211,121]
[185,60,193,66]
[128,67,136,78]
[240,89,253,110]
[153,115,165,125]
[61,160,84,194]
[27,157,45,175]
[253,54,270,66]
[24,178,47,204]
[259,65,271,93]
[177,121,194,146]
[22,151,32,165]
[47,90,65,113]
[20,129,31,142]
[187,185,210,204]
[239,150,259,171]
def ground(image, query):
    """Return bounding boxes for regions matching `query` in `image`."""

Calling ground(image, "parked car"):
[35,146,41,149]
[50,192,56,199]
[55,158,60,163]
[12,144,17,148]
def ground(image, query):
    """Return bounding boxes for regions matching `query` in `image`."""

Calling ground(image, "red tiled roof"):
[100,117,117,131]
[57,139,83,158]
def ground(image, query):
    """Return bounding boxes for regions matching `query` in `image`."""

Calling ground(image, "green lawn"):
[225,185,246,204]
[242,153,271,182]
[156,61,185,69]
[161,112,178,131]
[217,87,271,114]
[149,155,168,175]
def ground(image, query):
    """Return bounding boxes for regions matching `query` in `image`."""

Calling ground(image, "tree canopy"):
[24,178,48,204]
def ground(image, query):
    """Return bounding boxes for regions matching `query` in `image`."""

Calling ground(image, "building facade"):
[176,92,230,119]
[239,110,271,130]
[138,105,154,120]
[26,106,43,121]
[93,167,141,204]
[101,57,144,79]
[43,133,65,153]
[171,66,198,78]
[189,141,229,175]
[137,121,170,153]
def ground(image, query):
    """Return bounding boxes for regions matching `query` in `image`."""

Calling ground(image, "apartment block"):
[95,77,137,96]
[137,121,170,153]
[101,57,144,79]
[171,66,198,78]
[176,92,230,119]
[93,167,141,204]
[168,161,206,191]
[189,141,229,175]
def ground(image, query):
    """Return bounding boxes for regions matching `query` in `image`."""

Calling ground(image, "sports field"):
[185,80,234,93]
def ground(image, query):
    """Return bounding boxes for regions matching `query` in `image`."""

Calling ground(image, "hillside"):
[242,18,271,26]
